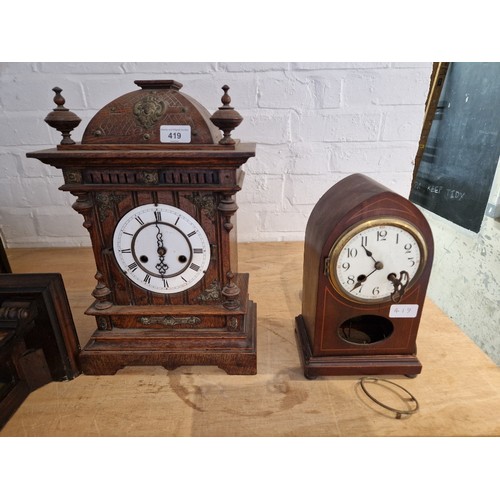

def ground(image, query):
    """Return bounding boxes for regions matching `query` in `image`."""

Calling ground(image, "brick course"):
[0,62,431,247]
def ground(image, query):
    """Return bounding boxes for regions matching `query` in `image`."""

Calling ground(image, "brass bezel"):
[327,217,428,304]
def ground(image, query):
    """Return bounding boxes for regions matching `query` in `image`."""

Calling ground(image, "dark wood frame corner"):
[0,273,81,429]
[0,273,81,379]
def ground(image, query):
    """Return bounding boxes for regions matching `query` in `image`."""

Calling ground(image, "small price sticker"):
[389,304,419,318]
[160,125,191,143]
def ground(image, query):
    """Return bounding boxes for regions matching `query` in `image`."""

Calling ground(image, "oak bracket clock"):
[295,174,433,379]
[28,80,257,375]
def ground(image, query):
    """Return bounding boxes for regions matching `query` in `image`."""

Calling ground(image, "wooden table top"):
[1,242,499,437]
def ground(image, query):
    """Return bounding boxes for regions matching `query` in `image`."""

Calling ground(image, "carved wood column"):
[71,190,113,310]
[218,192,241,310]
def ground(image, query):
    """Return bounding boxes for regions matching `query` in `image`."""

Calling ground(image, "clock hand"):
[387,271,409,303]
[349,257,385,292]
[361,244,387,276]
[361,244,378,264]
[155,223,169,275]
[350,267,378,292]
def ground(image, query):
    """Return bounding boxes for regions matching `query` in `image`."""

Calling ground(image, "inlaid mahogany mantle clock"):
[28,80,257,375]
[296,174,434,379]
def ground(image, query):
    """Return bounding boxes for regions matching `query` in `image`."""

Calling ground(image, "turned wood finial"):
[52,87,66,107]
[220,85,232,106]
[222,271,241,310]
[210,85,243,145]
[44,87,82,145]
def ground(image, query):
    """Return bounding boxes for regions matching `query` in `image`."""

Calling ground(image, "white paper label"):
[389,304,419,318]
[160,125,191,143]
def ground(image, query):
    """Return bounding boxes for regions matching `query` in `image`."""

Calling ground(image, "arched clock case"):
[28,80,257,375]
[295,174,434,379]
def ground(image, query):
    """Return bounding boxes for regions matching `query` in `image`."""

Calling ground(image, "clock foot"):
[79,349,257,376]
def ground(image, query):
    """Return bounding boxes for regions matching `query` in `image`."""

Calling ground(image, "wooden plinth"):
[79,301,257,376]
[295,314,422,379]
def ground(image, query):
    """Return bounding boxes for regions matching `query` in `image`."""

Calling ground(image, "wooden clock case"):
[295,174,434,379]
[28,80,257,375]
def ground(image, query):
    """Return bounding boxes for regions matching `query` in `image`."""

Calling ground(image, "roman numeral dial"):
[113,203,210,294]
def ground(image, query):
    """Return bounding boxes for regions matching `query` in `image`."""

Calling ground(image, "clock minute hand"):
[350,280,363,292]
[350,267,378,292]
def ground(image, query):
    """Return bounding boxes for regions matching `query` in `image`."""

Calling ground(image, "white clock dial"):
[329,218,426,303]
[113,204,210,294]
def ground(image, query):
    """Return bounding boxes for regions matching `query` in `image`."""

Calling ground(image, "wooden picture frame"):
[412,62,450,176]
[0,273,81,429]
[0,273,81,379]
[410,62,500,232]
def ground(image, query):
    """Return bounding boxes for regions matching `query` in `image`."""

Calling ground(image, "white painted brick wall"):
[0,62,432,247]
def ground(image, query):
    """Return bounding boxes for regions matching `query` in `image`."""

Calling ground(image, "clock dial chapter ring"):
[131,222,193,279]
[327,217,428,304]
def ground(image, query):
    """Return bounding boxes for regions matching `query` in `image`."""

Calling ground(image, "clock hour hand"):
[387,271,409,303]
[361,243,377,264]
[361,244,386,279]
[361,243,379,267]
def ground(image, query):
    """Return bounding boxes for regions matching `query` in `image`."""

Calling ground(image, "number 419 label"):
[160,125,191,143]
[389,304,419,318]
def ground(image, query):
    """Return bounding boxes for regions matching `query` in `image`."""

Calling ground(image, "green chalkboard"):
[410,62,500,233]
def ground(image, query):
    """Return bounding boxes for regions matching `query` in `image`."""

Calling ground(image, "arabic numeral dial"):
[329,220,425,303]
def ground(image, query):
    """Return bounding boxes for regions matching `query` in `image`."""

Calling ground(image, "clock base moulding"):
[79,299,257,376]
[79,271,257,375]
[295,314,421,379]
